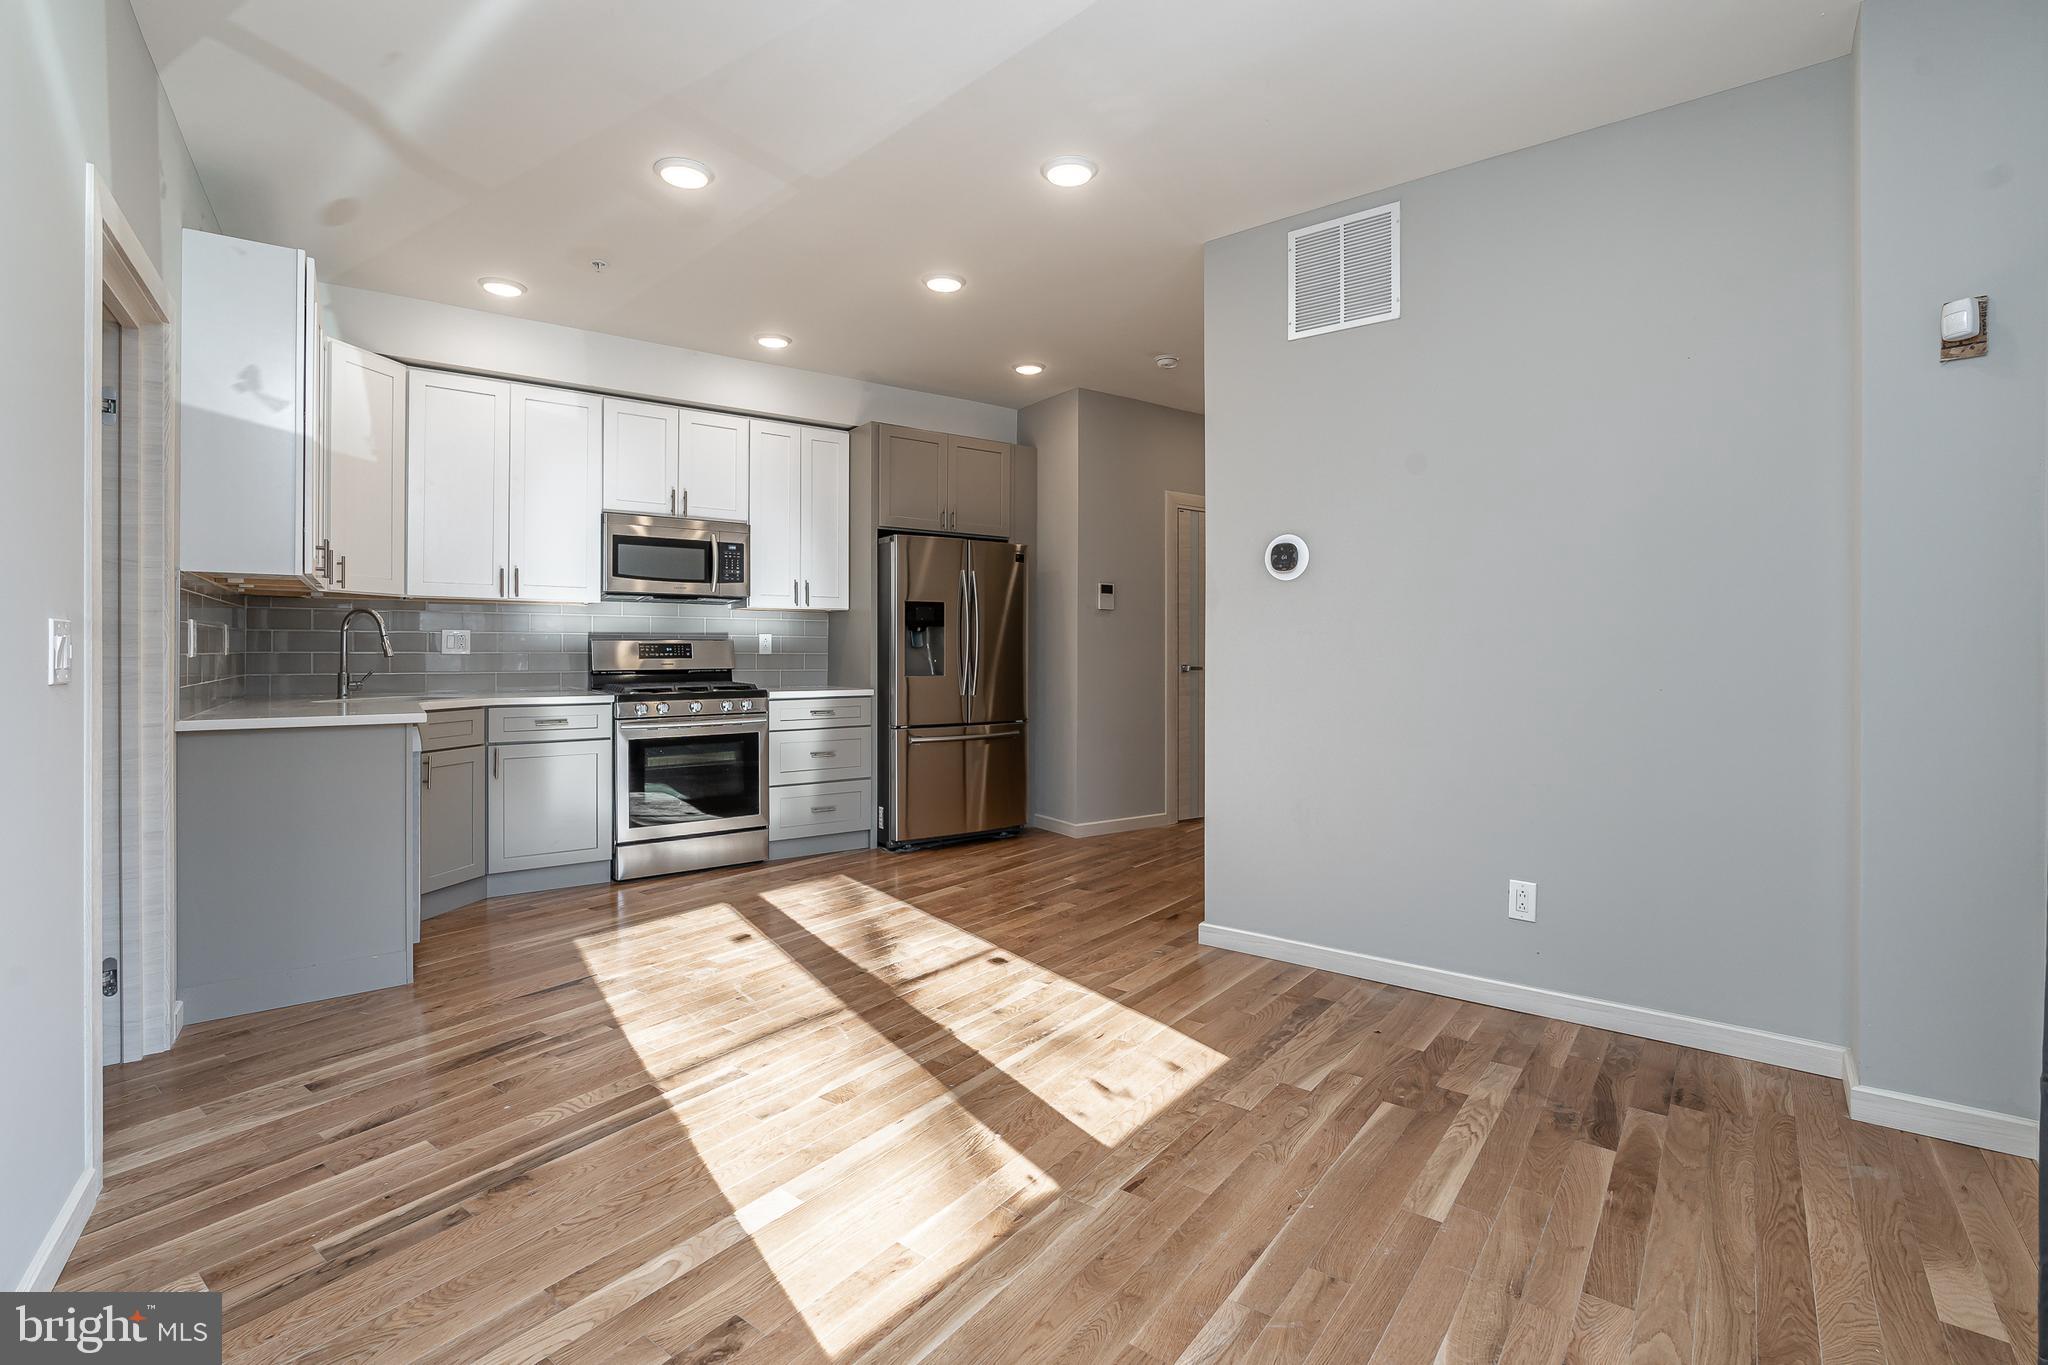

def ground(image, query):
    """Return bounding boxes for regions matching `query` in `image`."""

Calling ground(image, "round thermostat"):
[1265,534,1309,581]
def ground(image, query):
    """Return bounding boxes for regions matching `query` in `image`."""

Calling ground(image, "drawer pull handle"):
[534,717,571,726]
[808,750,836,758]
[809,805,838,814]
[808,709,839,716]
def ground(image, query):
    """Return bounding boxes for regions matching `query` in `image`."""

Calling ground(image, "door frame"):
[1161,491,1205,823]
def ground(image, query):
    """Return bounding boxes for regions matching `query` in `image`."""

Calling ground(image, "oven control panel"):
[636,642,694,660]
[717,543,747,583]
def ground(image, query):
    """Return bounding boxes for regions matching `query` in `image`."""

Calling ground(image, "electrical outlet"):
[438,629,471,655]
[1508,880,1536,923]
[758,632,774,655]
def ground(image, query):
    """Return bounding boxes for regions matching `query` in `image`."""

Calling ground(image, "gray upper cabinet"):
[420,744,487,893]
[875,424,1015,538]
[488,737,614,874]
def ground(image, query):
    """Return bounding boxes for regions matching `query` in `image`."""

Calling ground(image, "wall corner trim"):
[1198,922,2041,1156]
[1031,811,1174,839]
[19,1165,98,1291]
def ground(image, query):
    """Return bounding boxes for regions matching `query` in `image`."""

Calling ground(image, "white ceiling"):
[132,0,1857,413]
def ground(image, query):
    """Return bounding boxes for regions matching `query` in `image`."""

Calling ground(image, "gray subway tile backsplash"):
[178,575,830,715]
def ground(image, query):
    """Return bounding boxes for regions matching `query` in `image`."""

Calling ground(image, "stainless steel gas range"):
[591,634,769,880]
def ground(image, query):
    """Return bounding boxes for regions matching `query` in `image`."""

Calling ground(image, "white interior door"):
[800,426,850,610]
[601,396,678,514]
[677,408,749,522]
[1174,505,1205,820]
[509,384,603,602]
[407,370,509,599]
[323,340,407,596]
[748,419,802,610]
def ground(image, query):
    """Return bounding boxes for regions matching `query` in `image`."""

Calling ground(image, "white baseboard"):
[1031,811,1174,839]
[1848,1077,2039,1157]
[1197,922,1847,1077]
[19,1165,98,1291]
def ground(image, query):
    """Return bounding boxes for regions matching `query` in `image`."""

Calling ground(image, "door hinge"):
[101,957,119,997]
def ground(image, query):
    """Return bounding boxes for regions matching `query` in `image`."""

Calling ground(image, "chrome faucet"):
[336,607,395,699]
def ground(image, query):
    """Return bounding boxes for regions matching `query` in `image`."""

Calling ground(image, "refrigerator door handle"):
[908,728,1023,744]
[969,569,981,696]
[958,568,970,696]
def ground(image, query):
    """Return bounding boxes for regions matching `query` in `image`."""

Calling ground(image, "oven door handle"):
[617,718,768,742]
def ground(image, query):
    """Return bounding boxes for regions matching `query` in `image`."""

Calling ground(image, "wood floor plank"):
[58,824,2036,1365]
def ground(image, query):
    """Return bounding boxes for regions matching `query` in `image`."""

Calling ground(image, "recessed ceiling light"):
[755,333,792,350]
[923,273,966,294]
[654,157,713,190]
[1041,156,1098,188]
[1013,363,1045,376]
[1153,354,1180,369]
[478,277,526,299]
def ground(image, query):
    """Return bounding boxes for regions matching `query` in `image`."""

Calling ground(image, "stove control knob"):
[721,700,735,713]
[688,701,703,714]
[655,702,669,715]
[633,703,649,717]
[739,699,753,712]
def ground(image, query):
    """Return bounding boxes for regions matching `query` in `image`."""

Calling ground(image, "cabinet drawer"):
[421,708,485,753]
[770,779,873,841]
[768,725,872,784]
[487,704,609,743]
[769,695,873,731]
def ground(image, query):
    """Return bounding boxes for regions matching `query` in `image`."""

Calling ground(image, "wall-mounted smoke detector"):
[1288,201,1399,339]
[1153,354,1180,369]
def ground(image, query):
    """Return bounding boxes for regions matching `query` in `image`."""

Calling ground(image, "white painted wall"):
[324,285,1018,442]
[0,0,216,1289]
[1204,62,1858,1048]
[1854,0,2047,1119]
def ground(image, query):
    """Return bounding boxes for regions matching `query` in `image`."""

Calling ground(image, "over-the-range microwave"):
[601,512,750,602]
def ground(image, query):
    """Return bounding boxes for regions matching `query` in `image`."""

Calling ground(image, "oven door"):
[615,717,769,844]
[603,513,747,599]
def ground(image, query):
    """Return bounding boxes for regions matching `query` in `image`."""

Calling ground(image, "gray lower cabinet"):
[488,737,614,873]
[420,744,487,892]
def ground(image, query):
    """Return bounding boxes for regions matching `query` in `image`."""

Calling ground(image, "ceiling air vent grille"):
[1287,201,1399,339]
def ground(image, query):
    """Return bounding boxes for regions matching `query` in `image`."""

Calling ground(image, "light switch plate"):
[48,618,73,685]
[1097,583,1115,611]
[438,629,471,655]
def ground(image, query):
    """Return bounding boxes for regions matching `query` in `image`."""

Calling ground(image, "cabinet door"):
[946,436,1012,538]
[488,739,614,873]
[323,340,407,596]
[509,384,603,603]
[877,425,948,532]
[601,397,678,515]
[677,408,749,522]
[800,426,851,610]
[406,370,510,599]
[748,419,802,610]
[420,744,486,893]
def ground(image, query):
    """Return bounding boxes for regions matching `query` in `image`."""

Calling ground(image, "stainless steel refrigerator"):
[879,534,1028,848]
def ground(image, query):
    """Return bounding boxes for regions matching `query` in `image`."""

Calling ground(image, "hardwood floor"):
[68,823,2036,1364]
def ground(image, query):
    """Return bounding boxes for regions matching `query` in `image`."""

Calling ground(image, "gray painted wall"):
[1204,61,1858,1046]
[1,0,217,1287]
[1022,390,1205,828]
[1854,0,2047,1117]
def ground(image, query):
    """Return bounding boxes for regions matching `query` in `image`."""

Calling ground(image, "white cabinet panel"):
[769,779,873,841]
[678,408,749,522]
[801,426,851,610]
[769,725,873,784]
[488,738,614,873]
[509,384,602,603]
[749,419,802,610]
[420,744,486,893]
[406,370,510,599]
[323,340,407,596]
[602,396,678,515]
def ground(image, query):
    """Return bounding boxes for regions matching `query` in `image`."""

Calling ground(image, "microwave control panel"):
[717,542,747,583]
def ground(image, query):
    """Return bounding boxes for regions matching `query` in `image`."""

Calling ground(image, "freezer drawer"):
[887,724,1026,845]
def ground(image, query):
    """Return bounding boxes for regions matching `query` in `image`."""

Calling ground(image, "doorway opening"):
[1162,492,1205,822]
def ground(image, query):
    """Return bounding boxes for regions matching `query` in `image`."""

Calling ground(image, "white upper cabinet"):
[322,340,407,596]
[508,384,603,603]
[748,420,802,610]
[800,427,851,611]
[749,421,849,611]
[179,228,327,583]
[406,370,510,600]
[677,408,749,523]
[601,397,679,515]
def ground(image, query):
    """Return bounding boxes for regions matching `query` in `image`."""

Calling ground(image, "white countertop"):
[766,686,875,699]
[177,690,611,733]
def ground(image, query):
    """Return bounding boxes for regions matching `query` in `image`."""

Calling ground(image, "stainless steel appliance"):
[601,512,750,601]
[592,634,769,879]
[879,534,1028,848]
